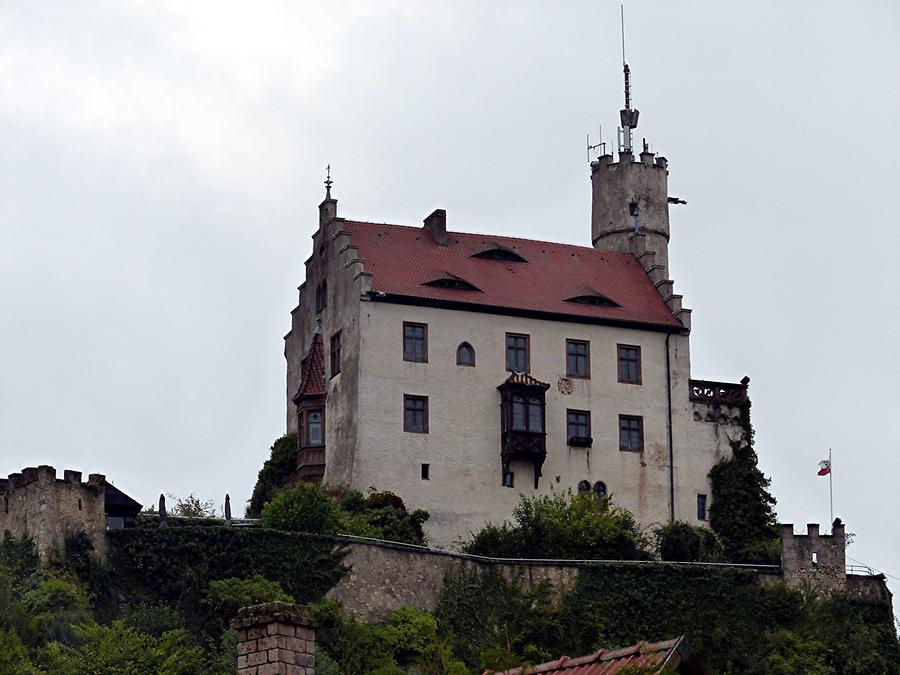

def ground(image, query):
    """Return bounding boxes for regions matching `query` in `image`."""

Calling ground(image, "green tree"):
[655,521,724,562]
[339,490,430,545]
[709,441,779,563]
[168,493,217,518]
[260,483,342,534]
[247,433,299,517]
[463,490,650,560]
[39,621,207,674]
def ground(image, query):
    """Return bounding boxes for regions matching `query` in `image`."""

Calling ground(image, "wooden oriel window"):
[617,345,641,384]
[301,408,325,447]
[456,342,475,366]
[567,410,592,446]
[506,333,529,372]
[403,395,428,433]
[566,339,590,378]
[510,394,543,432]
[330,331,342,377]
[619,415,644,451]
[403,322,428,362]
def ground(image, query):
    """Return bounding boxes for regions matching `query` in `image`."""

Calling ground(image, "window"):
[503,470,515,488]
[403,323,428,362]
[304,408,324,447]
[510,395,543,432]
[315,280,328,313]
[472,247,527,262]
[566,340,590,378]
[330,331,342,377]
[567,410,592,446]
[619,415,644,451]
[506,333,529,372]
[577,480,591,495]
[456,342,475,366]
[593,481,607,499]
[564,294,620,308]
[697,494,708,521]
[421,463,430,480]
[404,395,428,433]
[617,345,641,384]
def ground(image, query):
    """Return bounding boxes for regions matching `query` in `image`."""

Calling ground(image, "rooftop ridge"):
[341,219,632,256]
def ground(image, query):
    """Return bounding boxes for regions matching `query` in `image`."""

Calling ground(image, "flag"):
[817,459,831,476]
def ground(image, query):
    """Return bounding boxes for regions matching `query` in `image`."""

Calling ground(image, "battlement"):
[0,465,135,562]
[780,519,847,593]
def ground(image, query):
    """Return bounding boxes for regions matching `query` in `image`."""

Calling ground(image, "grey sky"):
[2,1,898,595]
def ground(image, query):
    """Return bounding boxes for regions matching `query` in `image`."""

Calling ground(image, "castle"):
[284,73,752,547]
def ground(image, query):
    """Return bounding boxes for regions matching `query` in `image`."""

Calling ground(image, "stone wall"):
[234,602,317,675]
[780,521,847,594]
[0,465,107,561]
[327,536,580,623]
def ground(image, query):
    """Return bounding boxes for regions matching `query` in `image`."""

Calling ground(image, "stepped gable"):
[344,220,683,330]
[486,636,703,674]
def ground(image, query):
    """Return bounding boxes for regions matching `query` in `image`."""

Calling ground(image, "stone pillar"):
[233,602,318,675]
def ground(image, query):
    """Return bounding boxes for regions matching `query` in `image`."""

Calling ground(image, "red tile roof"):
[344,221,682,330]
[294,331,326,400]
[485,637,703,675]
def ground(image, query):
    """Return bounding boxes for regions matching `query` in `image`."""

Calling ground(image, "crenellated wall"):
[0,465,108,561]
[780,520,847,594]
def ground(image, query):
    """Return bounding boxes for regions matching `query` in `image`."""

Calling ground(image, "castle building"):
[284,89,750,547]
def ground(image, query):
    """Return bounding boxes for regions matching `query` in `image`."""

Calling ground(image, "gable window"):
[697,494,708,521]
[506,333,529,372]
[619,415,644,451]
[593,481,607,499]
[456,342,476,366]
[617,345,641,384]
[301,408,324,447]
[315,280,328,313]
[330,331,342,377]
[567,410,592,446]
[403,323,428,362]
[566,340,590,378]
[403,395,428,433]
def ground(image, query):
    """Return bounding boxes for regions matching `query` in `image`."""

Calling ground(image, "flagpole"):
[828,448,833,525]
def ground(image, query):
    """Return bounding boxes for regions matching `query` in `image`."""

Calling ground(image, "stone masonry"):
[780,520,847,594]
[0,465,107,561]
[234,602,318,675]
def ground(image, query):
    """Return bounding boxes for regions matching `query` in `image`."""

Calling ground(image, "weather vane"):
[324,164,333,199]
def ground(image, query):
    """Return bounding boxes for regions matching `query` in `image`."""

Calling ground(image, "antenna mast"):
[617,4,639,153]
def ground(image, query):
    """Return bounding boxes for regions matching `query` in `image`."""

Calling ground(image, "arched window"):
[593,481,607,499]
[456,342,475,366]
[577,480,591,496]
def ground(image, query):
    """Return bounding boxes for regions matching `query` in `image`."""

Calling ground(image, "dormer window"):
[565,294,619,308]
[423,276,482,292]
[471,246,527,263]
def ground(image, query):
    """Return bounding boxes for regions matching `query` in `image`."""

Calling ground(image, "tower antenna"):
[617,4,639,153]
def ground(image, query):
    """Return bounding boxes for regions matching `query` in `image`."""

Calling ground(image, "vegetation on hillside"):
[462,489,651,560]
[247,433,299,518]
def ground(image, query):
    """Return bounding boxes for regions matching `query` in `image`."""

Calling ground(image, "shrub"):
[247,433,299,517]
[338,490,430,545]
[655,521,724,562]
[260,483,343,534]
[463,490,651,560]
[39,621,207,674]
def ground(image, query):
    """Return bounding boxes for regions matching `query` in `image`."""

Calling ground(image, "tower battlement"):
[0,465,110,561]
[780,520,847,593]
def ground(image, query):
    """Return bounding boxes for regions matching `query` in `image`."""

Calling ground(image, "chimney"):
[423,209,447,247]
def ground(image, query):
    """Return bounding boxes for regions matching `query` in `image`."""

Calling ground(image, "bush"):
[463,490,651,560]
[39,621,207,674]
[338,490,430,545]
[260,483,343,534]
[247,433,299,517]
[655,521,724,562]
[202,575,294,636]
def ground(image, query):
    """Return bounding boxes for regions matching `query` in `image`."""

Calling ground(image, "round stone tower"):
[590,148,671,277]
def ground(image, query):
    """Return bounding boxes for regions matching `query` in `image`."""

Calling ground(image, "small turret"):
[319,164,337,226]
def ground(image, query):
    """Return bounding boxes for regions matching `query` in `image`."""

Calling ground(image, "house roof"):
[343,221,682,330]
[485,637,703,675]
[293,331,326,401]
